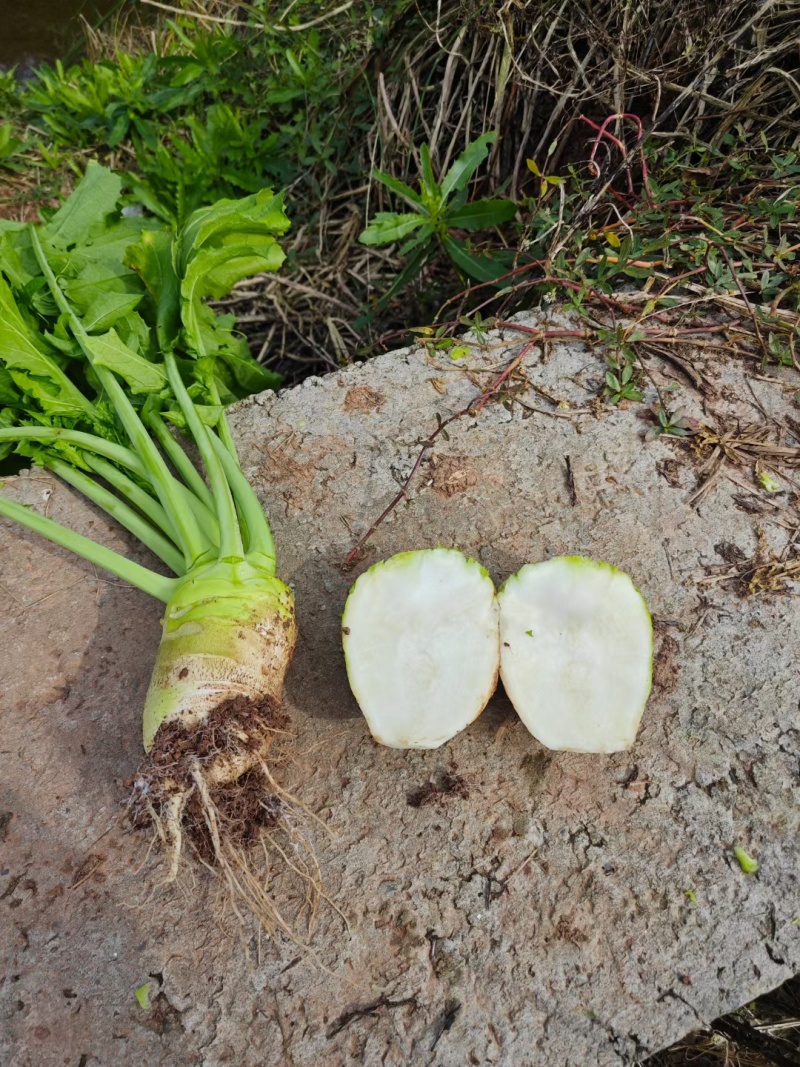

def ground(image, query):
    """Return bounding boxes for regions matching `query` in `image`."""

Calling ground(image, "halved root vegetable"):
[343,548,500,748]
[498,557,653,753]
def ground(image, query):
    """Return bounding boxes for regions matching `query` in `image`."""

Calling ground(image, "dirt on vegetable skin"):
[129,693,291,866]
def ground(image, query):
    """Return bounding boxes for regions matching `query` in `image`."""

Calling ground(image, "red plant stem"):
[580,113,654,206]
[495,318,729,339]
[434,264,628,322]
[581,115,634,195]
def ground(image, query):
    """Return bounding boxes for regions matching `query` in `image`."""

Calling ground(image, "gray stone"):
[1,311,798,1066]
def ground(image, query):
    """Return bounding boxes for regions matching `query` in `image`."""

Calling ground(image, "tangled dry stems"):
[227,0,800,376]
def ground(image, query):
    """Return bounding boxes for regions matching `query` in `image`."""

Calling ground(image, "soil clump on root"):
[129,695,312,935]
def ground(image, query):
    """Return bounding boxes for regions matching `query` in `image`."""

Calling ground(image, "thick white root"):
[498,556,653,753]
[141,562,297,750]
[130,561,320,939]
[342,548,500,748]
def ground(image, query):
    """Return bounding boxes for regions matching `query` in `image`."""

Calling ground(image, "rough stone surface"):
[1,311,798,1067]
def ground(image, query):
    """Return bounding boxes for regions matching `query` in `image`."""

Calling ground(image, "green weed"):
[360,132,517,307]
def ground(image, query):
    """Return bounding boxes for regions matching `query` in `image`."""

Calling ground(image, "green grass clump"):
[0,2,395,226]
[1,0,798,384]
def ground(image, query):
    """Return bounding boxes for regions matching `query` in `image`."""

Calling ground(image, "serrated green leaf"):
[359,212,427,246]
[15,435,93,471]
[53,217,153,279]
[440,132,497,199]
[43,162,122,249]
[82,328,167,394]
[0,365,21,406]
[206,337,283,397]
[370,169,423,208]
[0,408,16,461]
[81,291,145,333]
[63,260,142,314]
[419,143,439,206]
[181,242,284,360]
[178,188,290,275]
[398,221,435,255]
[0,274,95,418]
[0,233,34,289]
[114,312,154,358]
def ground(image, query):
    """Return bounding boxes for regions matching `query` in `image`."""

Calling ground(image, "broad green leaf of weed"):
[418,144,440,208]
[399,222,435,256]
[441,235,512,282]
[445,199,517,230]
[370,170,423,208]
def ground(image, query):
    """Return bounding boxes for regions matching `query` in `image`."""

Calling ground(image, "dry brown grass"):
[644,974,800,1066]
[227,0,800,376]
[373,0,800,195]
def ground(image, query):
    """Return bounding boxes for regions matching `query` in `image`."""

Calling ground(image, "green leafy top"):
[0,162,291,601]
[0,161,287,465]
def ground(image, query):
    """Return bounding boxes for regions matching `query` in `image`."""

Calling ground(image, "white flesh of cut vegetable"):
[342,548,500,748]
[498,557,653,753]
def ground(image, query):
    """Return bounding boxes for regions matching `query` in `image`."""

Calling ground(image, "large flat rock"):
[1,312,798,1066]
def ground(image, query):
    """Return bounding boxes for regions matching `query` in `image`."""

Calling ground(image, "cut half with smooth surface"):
[342,548,500,748]
[499,557,653,753]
